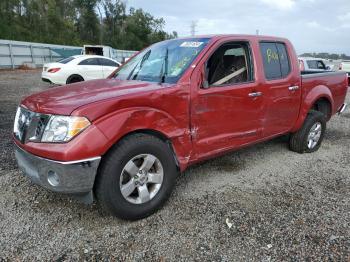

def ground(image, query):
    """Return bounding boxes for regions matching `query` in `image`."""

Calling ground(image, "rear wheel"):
[289,110,326,153]
[66,74,84,84]
[94,134,178,220]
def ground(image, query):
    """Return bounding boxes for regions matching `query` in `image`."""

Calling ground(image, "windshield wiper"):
[159,47,169,84]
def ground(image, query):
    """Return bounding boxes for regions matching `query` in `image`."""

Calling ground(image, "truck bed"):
[301,70,348,115]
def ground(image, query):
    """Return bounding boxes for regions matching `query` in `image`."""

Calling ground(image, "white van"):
[82,45,115,59]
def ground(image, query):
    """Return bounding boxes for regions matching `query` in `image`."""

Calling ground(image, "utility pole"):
[190,21,197,36]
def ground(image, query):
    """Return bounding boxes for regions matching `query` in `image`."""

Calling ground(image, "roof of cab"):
[175,34,290,42]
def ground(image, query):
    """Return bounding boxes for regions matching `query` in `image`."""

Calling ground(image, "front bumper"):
[15,145,101,194]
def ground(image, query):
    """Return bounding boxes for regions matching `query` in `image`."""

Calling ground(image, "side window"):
[260,42,291,80]
[317,61,326,69]
[276,43,290,77]
[78,58,100,66]
[307,60,317,69]
[259,42,282,79]
[100,58,118,67]
[206,42,253,86]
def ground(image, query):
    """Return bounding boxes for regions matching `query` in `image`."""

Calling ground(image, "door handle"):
[289,85,299,91]
[248,91,262,97]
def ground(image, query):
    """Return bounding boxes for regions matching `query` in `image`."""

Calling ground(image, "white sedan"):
[42,55,121,85]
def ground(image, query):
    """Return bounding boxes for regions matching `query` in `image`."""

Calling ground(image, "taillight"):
[299,60,305,71]
[48,68,61,73]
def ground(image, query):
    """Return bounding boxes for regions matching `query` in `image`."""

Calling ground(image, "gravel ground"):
[0,70,349,261]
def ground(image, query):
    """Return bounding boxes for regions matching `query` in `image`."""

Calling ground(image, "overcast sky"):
[126,0,350,55]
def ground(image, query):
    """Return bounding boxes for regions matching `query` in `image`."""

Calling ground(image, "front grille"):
[35,117,46,137]
[14,107,50,144]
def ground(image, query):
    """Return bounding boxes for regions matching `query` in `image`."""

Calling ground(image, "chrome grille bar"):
[14,107,50,143]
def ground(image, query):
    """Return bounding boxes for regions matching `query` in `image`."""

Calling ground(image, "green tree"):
[74,0,100,44]
[100,0,126,47]
[0,0,177,50]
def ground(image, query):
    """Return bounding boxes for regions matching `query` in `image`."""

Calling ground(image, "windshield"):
[113,38,210,84]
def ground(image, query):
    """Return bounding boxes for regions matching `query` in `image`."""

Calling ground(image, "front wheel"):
[94,134,178,220]
[289,110,326,153]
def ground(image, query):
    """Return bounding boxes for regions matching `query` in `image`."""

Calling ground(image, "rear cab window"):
[259,42,291,80]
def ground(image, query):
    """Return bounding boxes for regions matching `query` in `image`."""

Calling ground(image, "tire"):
[66,74,84,84]
[289,110,326,153]
[94,134,178,220]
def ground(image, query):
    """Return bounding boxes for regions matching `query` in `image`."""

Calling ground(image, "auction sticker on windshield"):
[180,42,204,48]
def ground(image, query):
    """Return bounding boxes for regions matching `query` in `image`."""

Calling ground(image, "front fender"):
[94,107,192,171]
[292,85,334,132]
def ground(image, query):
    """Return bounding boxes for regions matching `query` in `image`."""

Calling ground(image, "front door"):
[190,41,264,159]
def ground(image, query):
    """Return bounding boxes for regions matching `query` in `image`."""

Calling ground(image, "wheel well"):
[312,98,332,120]
[108,129,180,171]
[128,129,169,142]
[66,74,84,84]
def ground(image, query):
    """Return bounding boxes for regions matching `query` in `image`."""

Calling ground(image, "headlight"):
[41,115,90,142]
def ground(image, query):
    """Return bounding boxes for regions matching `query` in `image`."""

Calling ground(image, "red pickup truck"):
[14,35,348,220]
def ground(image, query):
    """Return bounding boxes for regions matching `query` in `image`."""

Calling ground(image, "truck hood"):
[21,79,164,115]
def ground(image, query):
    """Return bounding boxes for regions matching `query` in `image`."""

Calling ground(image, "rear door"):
[77,58,103,80]
[259,42,301,137]
[99,58,119,78]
